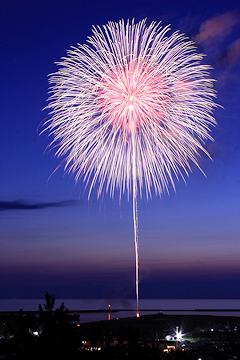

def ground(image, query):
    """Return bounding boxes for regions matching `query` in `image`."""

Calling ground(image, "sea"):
[1,299,240,323]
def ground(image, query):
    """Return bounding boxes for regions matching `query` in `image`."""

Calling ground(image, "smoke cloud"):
[226,37,240,65]
[194,11,239,44]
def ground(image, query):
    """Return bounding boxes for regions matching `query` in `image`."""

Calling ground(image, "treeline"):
[0,292,162,359]
[2,292,237,359]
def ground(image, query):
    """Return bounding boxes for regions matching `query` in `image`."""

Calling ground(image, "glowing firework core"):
[97,62,167,132]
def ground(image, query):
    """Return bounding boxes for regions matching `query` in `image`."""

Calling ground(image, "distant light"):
[77,324,81,327]
[89,346,101,351]
[175,326,182,341]
[136,312,140,317]
[176,332,182,341]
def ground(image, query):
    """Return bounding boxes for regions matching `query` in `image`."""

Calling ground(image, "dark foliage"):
[1,293,240,359]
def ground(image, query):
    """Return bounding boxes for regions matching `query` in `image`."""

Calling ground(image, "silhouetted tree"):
[5,309,38,359]
[36,292,81,359]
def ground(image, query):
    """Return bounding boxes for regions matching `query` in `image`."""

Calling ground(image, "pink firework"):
[44,19,217,313]
[97,61,168,132]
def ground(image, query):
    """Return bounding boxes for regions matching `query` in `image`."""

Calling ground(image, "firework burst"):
[44,19,217,312]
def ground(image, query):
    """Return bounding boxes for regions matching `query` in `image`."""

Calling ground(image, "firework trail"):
[44,19,217,313]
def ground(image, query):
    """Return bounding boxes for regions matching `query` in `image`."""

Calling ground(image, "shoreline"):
[1,308,240,315]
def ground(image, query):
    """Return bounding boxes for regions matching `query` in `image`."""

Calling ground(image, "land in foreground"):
[1,294,240,359]
[83,312,240,341]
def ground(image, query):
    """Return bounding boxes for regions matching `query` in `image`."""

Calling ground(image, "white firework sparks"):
[44,19,217,312]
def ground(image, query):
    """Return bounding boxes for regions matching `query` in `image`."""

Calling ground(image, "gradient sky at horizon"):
[1,0,240,300]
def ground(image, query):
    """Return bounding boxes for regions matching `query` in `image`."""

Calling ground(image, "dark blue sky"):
[1,0,240,300]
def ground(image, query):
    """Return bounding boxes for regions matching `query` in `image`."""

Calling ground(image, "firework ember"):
[44,19,217,313]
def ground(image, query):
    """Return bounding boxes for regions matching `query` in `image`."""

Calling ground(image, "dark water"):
[1,299,240,323]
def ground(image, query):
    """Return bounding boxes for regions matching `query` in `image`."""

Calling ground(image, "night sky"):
[1,0,240,300]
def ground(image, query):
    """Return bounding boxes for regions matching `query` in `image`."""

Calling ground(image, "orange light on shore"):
[136,312,140,318]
